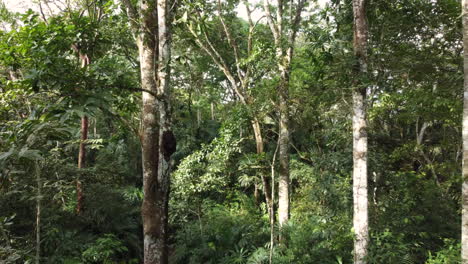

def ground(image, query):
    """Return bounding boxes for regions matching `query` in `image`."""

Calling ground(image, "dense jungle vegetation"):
[0,0,467,263]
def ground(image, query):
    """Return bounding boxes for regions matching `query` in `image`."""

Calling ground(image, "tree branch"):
[121,0,139,33]
[186,22,247,105]
[263,0,279,43]
[276,0,283,38]
[217,0,245,83]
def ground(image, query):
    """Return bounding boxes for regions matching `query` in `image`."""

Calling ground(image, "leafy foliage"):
[0,0,465,263]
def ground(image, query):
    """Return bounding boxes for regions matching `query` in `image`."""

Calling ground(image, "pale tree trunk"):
[277,67,290,227]
[152,1,175,263]
[252,118,273,217]
[210,102,215,120]
[122,0,175,262]
[263,0,305,230]
[461,0,468,262]
[93,117,97,137]
[35,162,41,264]
[137,19,165,264]
[352,0,369,263]
[270,139,280,264]
[77,115,88,214]
[140,35,163,263]
[75,47,90,214]
[197,88,201,127]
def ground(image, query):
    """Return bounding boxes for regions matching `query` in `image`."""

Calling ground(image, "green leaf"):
[18,147,42,161]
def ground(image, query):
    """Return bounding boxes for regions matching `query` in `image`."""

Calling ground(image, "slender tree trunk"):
[461,1,468,262]
[352,0,369,263]
[35,162,41,264]
[196,86,201,128]
[77,115,88,214]
[254,184,259,204]
[77,116,88,168]
[278,65,291,228]
[263,0,305,230]
[75,47,90,214]
[210,102,215,120]
[270,138,280,264]
[93,117,97,137]
[252,118,273,217]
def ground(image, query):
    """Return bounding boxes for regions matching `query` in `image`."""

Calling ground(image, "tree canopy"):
[0,0,466,263]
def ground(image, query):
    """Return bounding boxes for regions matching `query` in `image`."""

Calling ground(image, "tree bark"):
[35,162,41,264]
[123,0,174,262]
[140,37,164,263]
[77,117,88,169]
[211,102,215,120]
[76,115,88,214]
[352,0,369,263]
[277,68,290,227]
[461,0,468,262]
[74,44,91,214]
[263,0,304,230]
[270,138,280,264]
[138,22,166,264]
[252,118,273,219]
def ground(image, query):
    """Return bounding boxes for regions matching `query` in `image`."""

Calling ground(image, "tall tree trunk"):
[252,118,273,218]
[210,102,215,120]
[132,0,175,263]
[137,3,162,261]
[77,115,88,214]
[75,47,90,214]
[278,63,291,228]
[77,116,88,168]
[263,0,305,230]
[270,139,280,264]
[35,162,41,264]
[352,0,369,263]
[461,0,468,262]
[152,1,175,263]
[140,39,163,263]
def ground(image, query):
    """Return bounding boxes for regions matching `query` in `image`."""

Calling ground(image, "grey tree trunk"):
[35,162,41,264]
[262,0,305,230]
[352,0,369,263]
[139,30,163,263]
[462,0,468,262]
[122,0,175,263]
[252,118,273,219]
[270,139,280,264]
[76,115,88,214]
[211,102,215,120]
[277,67,290,227]
[75,48,90,214]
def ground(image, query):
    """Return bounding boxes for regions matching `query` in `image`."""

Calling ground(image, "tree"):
[121,0,176,263]
[262,0,306,229]
[351,0,369,263]
[181,0,275,224]
[462,0,468,262]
